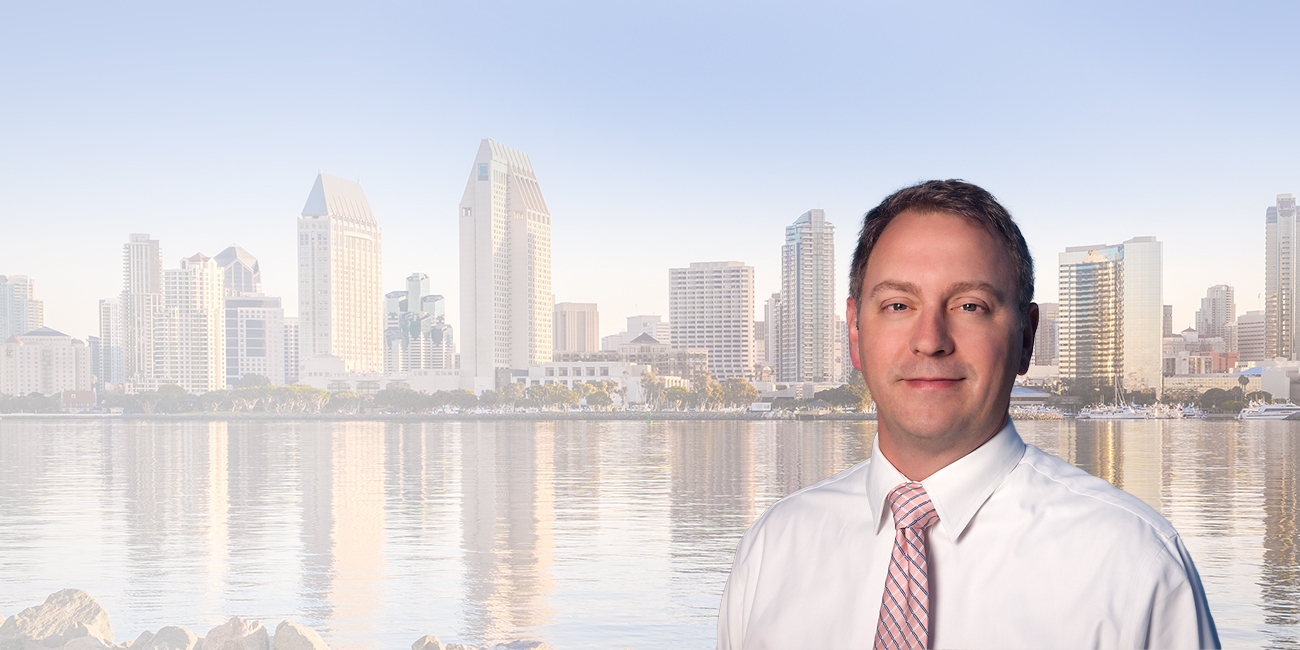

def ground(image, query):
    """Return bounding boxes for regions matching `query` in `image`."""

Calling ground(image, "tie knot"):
[887,482,940,531]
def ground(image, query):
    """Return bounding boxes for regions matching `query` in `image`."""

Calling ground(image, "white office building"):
[554,302,598,353]
[1237,310,1266,363]
[601,315,670,350]
[0,275,43,342]
[97,297,125,388]
[1058,237,1164,396]
[0,327,92,397]
[155,253,225,393]
[1195,284,1235,348]
[283,317,300,384]
[1265,194,1296,360]
[1031,302,1059,366]
[459,139,553,391]
[298,173,384,374]
[774,209,836,382]
[122,233,162,383]
[669,261,754,379]
[215,245,285,386]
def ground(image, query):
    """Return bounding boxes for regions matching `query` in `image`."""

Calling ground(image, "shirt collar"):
[867,418,1026,541]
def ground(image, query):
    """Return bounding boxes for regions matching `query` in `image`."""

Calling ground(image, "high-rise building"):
[764,293,780,373]
[213,245,261,296]
[1163,305,1173,337]
[1265,194,1296,360]
[122,233,162,383]
[283,317,300,384]
[384,272,454,375]
[298,173,384,373]
[459,139,553,390]
[553,303,598,353]
[600,315,670,350]
[0,275,43,341]
[1237,310,1266,363]
[215,246,285,386]
[1195,284,1235,348]
[97,297,124,388]
[669,261,754,379]
[1032,302,1059,366]
[0,327,92,397]
[774,209,835,382]
[155,253,225,393]
[1058,237,1163,396]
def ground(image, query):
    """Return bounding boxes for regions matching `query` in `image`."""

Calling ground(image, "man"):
[717,180,1218,649]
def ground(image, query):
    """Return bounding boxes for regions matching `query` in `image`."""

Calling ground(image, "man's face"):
[848,210,1036,446]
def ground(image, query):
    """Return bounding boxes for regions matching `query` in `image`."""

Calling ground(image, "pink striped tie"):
[874,482,940,650]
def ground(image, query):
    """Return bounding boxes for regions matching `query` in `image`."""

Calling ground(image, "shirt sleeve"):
[717,524,763,649]
[1132,534,1220,649]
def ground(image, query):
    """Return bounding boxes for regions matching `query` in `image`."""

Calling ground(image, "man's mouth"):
[901,377,964,388]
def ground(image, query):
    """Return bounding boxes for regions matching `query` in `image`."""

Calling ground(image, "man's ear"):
[848,297,862,371]
[1018,302,1039,375]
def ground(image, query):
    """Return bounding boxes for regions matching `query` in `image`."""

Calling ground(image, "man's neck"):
[875,416,1006,481]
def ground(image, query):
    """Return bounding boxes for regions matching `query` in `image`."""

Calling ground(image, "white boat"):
[1237,402,1300,420]
[1077,405,1150,419]
[1009,405,1066,420]
[1180,404,1207,419]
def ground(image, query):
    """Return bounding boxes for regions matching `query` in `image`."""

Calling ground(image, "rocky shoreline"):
[0,589,548,650]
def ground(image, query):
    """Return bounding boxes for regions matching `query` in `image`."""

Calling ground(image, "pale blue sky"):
[3,1,1297,341]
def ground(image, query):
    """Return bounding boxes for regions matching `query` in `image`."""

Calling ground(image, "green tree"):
[665,385,695,410]
[587,390,613,410]
[720,377,758,407]
[640,369,666,409]
[694,373,722,410]
[326,390,363,414]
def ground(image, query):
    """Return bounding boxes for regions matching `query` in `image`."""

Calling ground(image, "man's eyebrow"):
[946,280,1004,301]
[868,280,922,298]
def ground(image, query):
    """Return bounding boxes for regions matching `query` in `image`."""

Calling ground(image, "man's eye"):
[959,303,981,312]
[887,303,908,311]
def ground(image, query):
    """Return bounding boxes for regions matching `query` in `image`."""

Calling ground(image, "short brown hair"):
[849,180,1034,318]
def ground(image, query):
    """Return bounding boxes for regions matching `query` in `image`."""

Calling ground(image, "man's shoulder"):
[747,458,873,533]
[1013,443,1177,541]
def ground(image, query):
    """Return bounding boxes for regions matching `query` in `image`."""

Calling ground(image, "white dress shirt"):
[717,420,1219,649]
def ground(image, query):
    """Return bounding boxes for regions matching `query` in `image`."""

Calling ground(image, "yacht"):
[1076,405,1150,419]
[1237,402,1300,420]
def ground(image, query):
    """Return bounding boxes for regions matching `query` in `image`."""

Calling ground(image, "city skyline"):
[3,4,1294,344]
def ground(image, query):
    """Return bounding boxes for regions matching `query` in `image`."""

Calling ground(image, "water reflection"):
[0,419,1295,649]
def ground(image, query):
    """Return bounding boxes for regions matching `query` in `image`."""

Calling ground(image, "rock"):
[147,627,199,650]
[487,643,548,650]
[62,637,112,649]
[0,589,113,648]
[410,637,443,650]
[443,645,476,650]
[201,618,268,650]
[271,622,327,650]
[128,631,156,649]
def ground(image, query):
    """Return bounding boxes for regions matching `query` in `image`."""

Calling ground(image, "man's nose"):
[910,306,954,356]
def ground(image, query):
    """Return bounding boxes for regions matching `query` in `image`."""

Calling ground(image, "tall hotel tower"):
[774,209,836,382]
[459,139,553,391]
[122,234,162,383]
[669,261,755,379]
[298,173,384,373]
[1058,237,1164,397]
[1265,194,1296,360]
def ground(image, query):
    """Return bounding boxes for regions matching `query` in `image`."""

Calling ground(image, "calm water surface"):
[0,419,1295,649]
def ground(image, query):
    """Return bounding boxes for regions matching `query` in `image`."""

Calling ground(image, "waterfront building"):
[773,209,836,383]
[122,233,163,384]
[384,272,454,375]
[97,297,125,388]
[1265,194,1296,359]
[516,360,647,404]
[600,315,670,350]
[1195,284,1235,348]
[554,302,598,353]
[283,317,299,384]
[558,334,708,380]
[155,253,225,393]
[1163,328,1236,375]
[0,327,92,397]
[215,245,285,386]
[0,275,43,342]
[298,173,384,374]
[459,139,553,392]
[1058,237,1164,396]
[1237,310,1266,363]
[1032,302,1060,366]
[213,245,261,296]
[669,261,755,379]
[1163,305,1173,337]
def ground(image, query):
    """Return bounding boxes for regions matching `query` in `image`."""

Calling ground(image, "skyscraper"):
[213,244,261,296]
[774,209,836,382]
[1195,284,1236,345]
[122,233,162,383]
[1058,237,1163,396]
[669,261,754,379]
[155,253,225,393]
[1265,194,1296,360]
[216,245,285,386]
[553,303,598,353]
[1237,310,1266,363]
[298,173,384,373]
[0,275,43,341]
[1031,303,1059,366]
[283,317,300,384]
[459,139,553,391]
[384,272,454,375]
[97,297,124,388]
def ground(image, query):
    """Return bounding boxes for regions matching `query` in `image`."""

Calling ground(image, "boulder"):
[127,631,155,649]
[201,618,268,650]
[487,643,548,650]
[271,622,327,650]
[0,589,113,648]
[147,627,199,650]
[410,637,443,650]
[62,637,112,649]
[443,645,476,650]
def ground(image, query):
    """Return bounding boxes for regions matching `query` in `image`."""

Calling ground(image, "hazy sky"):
[3,1,1297,341]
